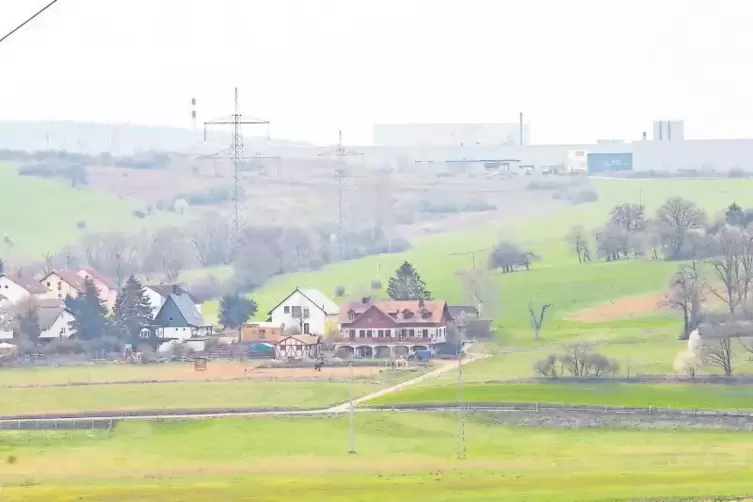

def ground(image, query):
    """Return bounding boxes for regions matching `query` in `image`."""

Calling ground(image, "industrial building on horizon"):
[258,118,753,176]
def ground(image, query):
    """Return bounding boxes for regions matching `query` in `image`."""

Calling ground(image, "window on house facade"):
[303,323,310,334]
[46,281,50,287]
[259,329,266,340]
[57,282,62,291]
[348,329,355,339]
[366,329,373,338]
[139,328,150,339]
[422,329,429,338]
[358,329,366,338]
[291,306,302,318]
[377,329,384,337]
[384,329,391,338]
[409,329,415,338]
[284,306,290,314]
[303,307,310,318]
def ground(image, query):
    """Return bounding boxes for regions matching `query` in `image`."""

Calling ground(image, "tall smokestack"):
[519,112,524,146]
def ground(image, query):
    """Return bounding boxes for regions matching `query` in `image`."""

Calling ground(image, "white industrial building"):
[373,122,530,147]
[255,119,753,175]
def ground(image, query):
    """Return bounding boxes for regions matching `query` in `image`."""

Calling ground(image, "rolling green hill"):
[203,177,752,341]
[0,163,180,259]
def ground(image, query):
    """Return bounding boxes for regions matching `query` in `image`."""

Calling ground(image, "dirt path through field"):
[326,349,488,412]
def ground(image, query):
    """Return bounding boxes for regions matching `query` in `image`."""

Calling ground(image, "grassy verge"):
[2,414,753,500]
[366,382,753,410]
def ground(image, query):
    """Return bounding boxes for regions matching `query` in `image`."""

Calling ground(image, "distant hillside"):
[0,121,311,156]
[0,163,180,259]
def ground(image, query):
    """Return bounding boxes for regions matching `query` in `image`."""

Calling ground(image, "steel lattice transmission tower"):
[318,131,363,260]
[204,87,271,257]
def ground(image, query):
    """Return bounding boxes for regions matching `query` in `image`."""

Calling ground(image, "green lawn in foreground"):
[2,414,753,501]
[0,380,381,416]
[0,163,179,258]
[368,382,753,410]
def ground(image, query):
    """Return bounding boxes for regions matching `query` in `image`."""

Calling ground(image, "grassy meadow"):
[2,414,753,501]
[0,163,179,258]
[202,177,753,332]
[368,382,753,410]
[0,380,379,417]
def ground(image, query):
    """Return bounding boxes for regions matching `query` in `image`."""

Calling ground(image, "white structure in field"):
[267,288,340,336]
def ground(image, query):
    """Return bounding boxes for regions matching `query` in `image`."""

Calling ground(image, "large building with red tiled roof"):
[336,297,452,358]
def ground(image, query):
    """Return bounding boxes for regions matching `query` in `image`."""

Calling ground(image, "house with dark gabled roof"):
[145,284,202,318]
[139,291,212,342]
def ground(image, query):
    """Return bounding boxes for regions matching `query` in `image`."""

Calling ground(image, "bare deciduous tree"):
[457,268,500,319]
[660,261,707,339]
[559,343,592,377]
[41,252,53,275]
[528,301,552,340]
[700,332,734,376]
[657,196,707,260]
[489,241,537,273]
[146,227,190,283]
[610,203,647,234]
[556,343,619,377]
[707,226,745,315]
[593,224,628,262]
[191,215,231,267]
[566,225,592,263]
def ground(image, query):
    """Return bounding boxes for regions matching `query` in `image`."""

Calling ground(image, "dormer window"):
[421,310,431,319]
[348,310,357,320]
[402,309,413,319]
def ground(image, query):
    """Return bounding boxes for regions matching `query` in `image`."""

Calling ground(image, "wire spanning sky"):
[0,0,752,146]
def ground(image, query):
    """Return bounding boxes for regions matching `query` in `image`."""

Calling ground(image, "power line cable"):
[0,0,64,47]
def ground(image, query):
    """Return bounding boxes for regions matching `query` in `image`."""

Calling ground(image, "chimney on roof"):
[418,298,425,308]
[172,284,183,295]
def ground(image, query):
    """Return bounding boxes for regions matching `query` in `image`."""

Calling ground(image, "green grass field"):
[0,380,379,417]
[367,382,753,410]
[2,414,753,501]
[0,163,179,258]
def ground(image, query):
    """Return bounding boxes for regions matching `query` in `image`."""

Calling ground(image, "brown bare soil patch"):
[244,365,386,379]
[566,292,669,322]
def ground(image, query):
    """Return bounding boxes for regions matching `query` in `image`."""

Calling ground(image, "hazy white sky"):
[1,0,752,145]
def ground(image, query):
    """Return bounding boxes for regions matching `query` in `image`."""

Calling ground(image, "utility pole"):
[204,87,270,258]
[449,248,490,270]
[456,324,467,460]
[318,131,363,261]
[348,362,356,454]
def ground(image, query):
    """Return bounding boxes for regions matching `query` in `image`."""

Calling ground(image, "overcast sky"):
[0,0,752,145]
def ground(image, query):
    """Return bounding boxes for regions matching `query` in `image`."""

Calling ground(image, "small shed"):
[275,335,322,359]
